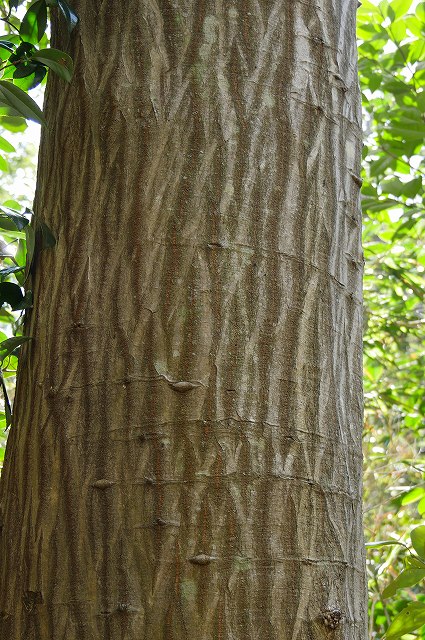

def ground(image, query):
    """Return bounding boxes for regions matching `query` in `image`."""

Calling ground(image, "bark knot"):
[189,554,217,566]
[322,607,343,630]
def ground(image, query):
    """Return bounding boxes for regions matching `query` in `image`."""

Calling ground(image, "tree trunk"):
[0,1,366,638]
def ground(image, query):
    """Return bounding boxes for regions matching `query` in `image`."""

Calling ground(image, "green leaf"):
[405,556,425,569]
[32,48,73,83]
[400,487,425,505]
[0,371,12,429]
[0,336,32,362]
[0,137,15,153]
[0,116,27,132]
[390,19,407,42]
[416,2,425,21]
[381,177,422,199]
[0,282,23,310]
[20,0,48,44]
[362,198,401,213]
[13,62,39,80]
[0,81,46,125]
[390,0,413,20]
[13,290,32,310]
[390,125,425,140]
[369,73,382,92]
[382,568,425,598]
[411,526,425,559]
[0,266,24,280]
[0,41,15,53]
[0,206,29,231]
[370,155,395,176]
[9,41,34,62]
[406,16,425,38]
[0,336,32,358]
[385,602,425,640]
[57,0,78,32]
[13,65,47,91]
[25,224,36,276]
[15,228,28,258]
[357,0,382,16]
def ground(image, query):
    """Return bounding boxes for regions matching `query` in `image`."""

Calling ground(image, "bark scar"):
[153,364,206,392]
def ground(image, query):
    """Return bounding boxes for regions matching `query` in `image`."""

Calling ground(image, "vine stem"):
[0,17,20,34]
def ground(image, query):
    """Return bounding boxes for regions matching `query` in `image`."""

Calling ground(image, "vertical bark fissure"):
[0,1,366,639]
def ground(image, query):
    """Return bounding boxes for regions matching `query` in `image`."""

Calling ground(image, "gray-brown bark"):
[0,1,366,639]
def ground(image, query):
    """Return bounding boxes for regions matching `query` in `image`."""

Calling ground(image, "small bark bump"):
[169,380,202,392]
[92,479,116,490]
[155,517,179,527]
[117,603,138,614]
[349,171,363,187]
[207,242,224,249]
[189,554,217,566]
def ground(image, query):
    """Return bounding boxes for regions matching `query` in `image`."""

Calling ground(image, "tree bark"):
[0,1,366,638]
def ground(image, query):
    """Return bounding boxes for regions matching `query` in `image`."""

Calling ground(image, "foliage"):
[0,0,76,433]
[359,1,425,638]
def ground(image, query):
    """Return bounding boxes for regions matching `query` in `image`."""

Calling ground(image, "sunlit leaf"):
[416,2,425,21]
[20,0,48,44]
[0,136,15,153]
[385,602,425,640]
[390,0,413,20]
[0,336,32,362]
[401,487,425,505]
[411,527,425,559]
[382,568,425,598]
[0,81,46,125]
[0,116,27,132]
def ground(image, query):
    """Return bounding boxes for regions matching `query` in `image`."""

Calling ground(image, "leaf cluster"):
[0,0,77,125]
[0,0,75,429]
[360,2,425,639]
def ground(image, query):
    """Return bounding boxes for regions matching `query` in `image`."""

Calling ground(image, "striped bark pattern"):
[0,1,366,638]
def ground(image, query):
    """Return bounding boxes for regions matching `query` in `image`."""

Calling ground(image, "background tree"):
[0,1,367,639]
